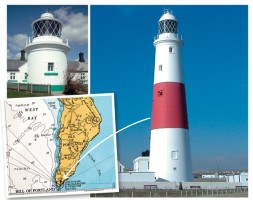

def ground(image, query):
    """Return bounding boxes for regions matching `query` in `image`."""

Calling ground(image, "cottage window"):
[25,73,28,79]
[81,73,86,80]
[10,73,15,80]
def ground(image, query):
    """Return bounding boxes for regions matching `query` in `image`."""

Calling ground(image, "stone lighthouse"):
[149,10,193,182]
[25,11,70,92]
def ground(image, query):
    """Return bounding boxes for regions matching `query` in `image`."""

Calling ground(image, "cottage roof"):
[67,61,88,72]
[7,60,27,71]
[7,60,88,72]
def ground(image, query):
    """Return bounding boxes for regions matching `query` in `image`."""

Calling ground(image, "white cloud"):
[8,34,28,52]
[54,7,88,45]
[7,34,28,59]
[7,49,27,60]
[7,49,14,59]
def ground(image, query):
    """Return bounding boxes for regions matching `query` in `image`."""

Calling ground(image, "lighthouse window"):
[173,167,177,171]
[48,63,54,71]
[157,90,163,96]
[171,151,178,160]
[159,19,177,34]
[33,20,62,38]
[159,65,163,71]
[10,73,15,80]
[169,46,175,53]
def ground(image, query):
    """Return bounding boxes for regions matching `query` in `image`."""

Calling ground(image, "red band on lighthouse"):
[151,82,188,129]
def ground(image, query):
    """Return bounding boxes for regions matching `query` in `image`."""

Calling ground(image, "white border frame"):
[1,0,251,199]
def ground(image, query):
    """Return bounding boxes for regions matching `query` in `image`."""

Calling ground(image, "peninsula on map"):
[55,97,102,187]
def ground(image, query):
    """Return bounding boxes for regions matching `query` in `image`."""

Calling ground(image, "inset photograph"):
[7,5,88,98]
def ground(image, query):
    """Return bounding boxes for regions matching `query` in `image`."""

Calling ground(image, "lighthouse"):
[25,11,70,92]
[149,10,192,182]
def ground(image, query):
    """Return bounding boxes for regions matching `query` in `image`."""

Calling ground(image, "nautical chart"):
[2,94,118,198]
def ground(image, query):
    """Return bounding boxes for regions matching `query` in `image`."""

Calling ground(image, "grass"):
[7,89,52,98]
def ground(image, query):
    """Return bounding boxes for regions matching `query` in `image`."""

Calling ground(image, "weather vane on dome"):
[164,8,173,14]
[45,8,51,13]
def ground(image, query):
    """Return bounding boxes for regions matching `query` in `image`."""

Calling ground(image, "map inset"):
[3,94,118,198]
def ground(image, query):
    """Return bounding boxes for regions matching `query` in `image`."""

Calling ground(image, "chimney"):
[79,52,85,63]
[20,50,26,61]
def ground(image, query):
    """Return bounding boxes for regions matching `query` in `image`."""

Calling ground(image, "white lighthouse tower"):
[25,11,70,92]
[149,10,192,182]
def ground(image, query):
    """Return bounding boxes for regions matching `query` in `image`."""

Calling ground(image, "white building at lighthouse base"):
[118,157,155,183]
[117,158,248,190]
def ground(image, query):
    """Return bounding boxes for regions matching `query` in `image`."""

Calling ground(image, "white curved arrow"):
[63,117,150,180]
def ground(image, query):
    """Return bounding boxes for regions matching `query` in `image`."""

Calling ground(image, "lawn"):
[7,89,52,98]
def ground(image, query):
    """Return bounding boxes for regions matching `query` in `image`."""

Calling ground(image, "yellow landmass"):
[55,97,102,187]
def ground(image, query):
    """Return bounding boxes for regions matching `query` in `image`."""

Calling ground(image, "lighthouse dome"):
[159,10,177,21]
[40,12,54,19]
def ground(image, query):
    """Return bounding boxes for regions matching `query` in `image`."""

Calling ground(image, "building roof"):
[7,60,88,72]
[133,157,150,162]
[7,60,27,71]
[67,61,88,72]
[155,178,169,182]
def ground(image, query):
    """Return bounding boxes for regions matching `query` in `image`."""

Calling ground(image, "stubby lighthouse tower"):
[149,10,192,182]
[25,11,70,92]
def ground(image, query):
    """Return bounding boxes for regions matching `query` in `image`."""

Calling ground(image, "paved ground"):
[51,92,88,96]
[51,92,66,96]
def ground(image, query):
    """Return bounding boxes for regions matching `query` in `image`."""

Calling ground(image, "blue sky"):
[90,5,248,170]
[7,5,88,61]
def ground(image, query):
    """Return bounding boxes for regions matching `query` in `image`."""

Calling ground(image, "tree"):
[141,149,150,157]
[63,69,87,95]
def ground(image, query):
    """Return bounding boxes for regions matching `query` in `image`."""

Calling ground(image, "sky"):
[7,5,88,62]
[90,5,248,170]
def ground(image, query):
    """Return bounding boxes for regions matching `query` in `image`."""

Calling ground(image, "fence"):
[91,188,248,198]
[7,82,51,94]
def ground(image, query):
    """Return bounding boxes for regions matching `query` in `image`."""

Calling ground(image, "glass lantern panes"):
[33,20,62,38]
[159,19,177,34]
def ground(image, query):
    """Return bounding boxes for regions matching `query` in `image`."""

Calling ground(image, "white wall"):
[25,37,69,86]
[119,181,248,190]
[226,173,248,183]
[7,63,28,83]
[27,48,68,85]
[240,173,248,183]
[202,174,216,178]
[71,72,88,83]
[227,175,240,182]
[133,157,150,172]
[119,172,155,183]
[118,162,125,173]
[18,63,28,82]
[150,129,192,182]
